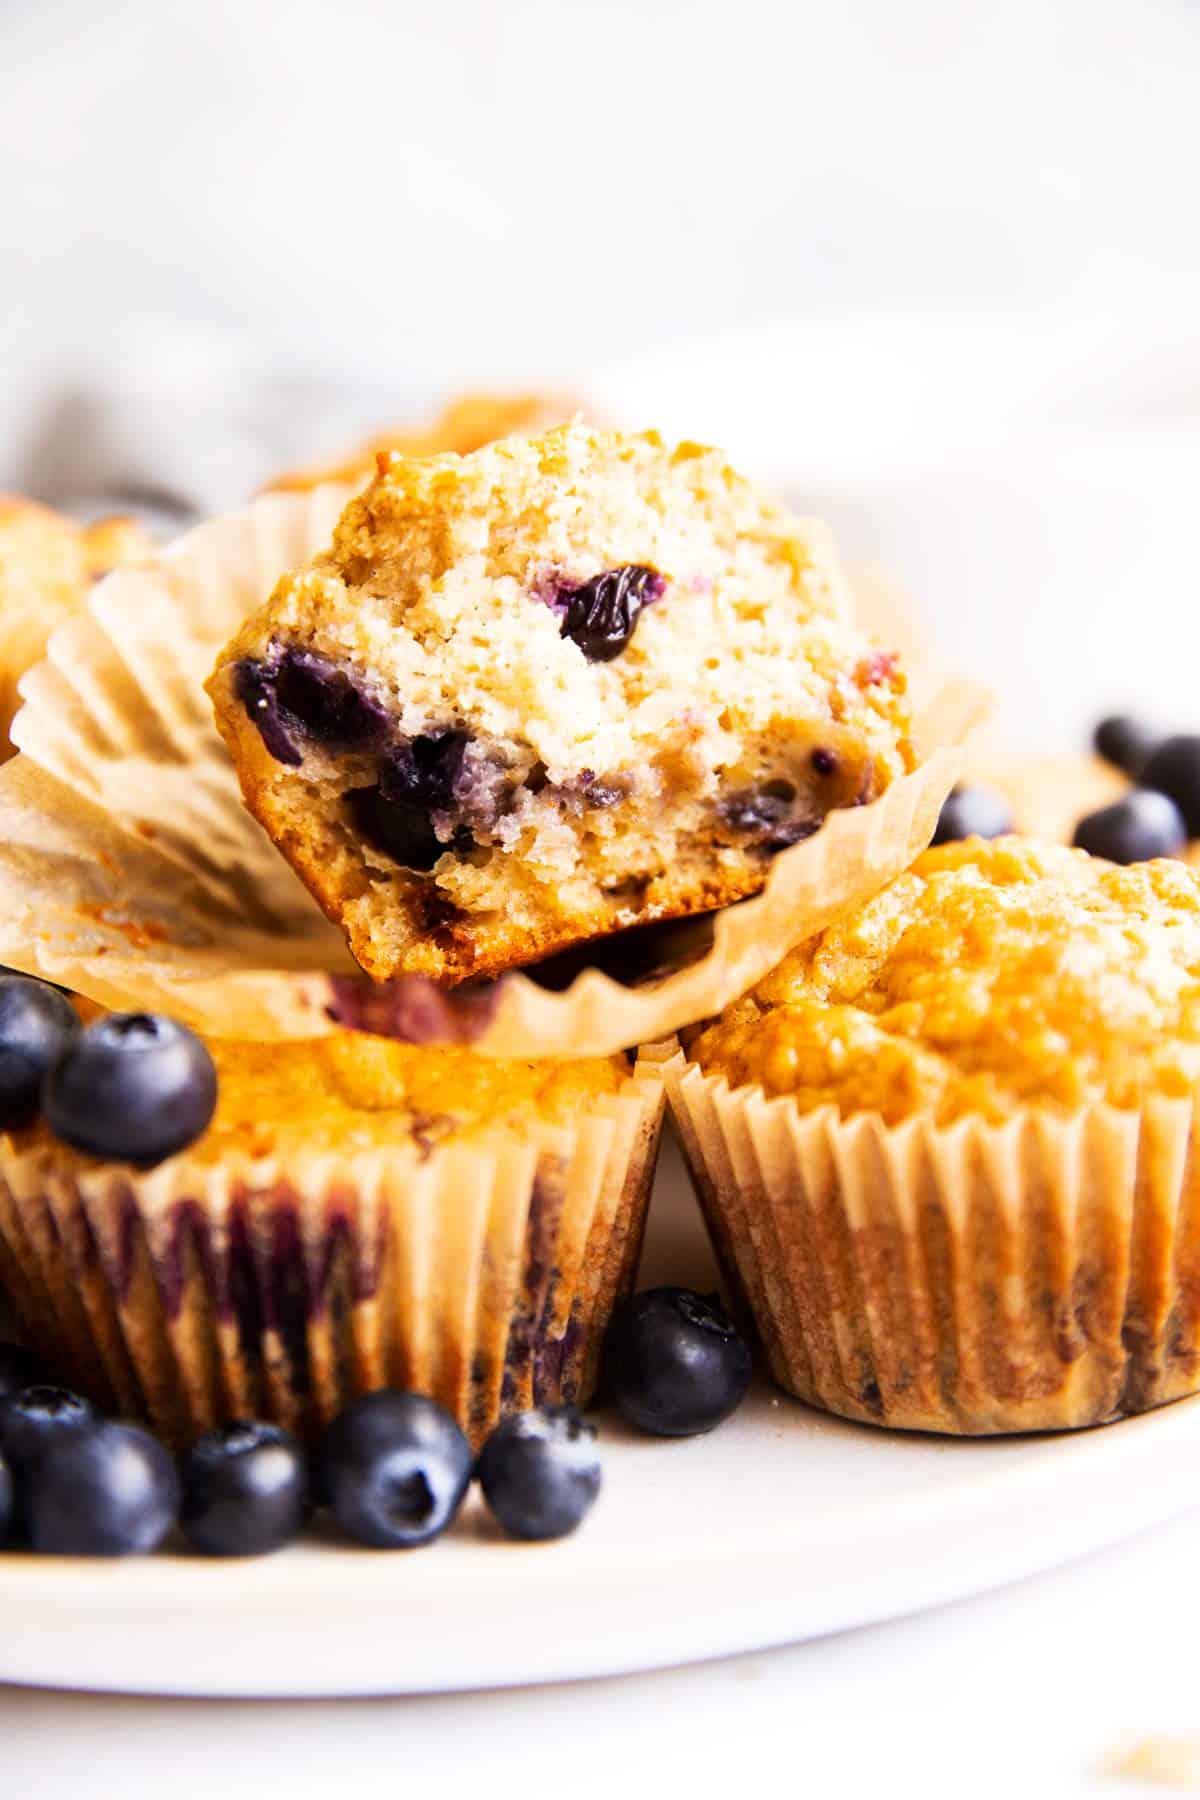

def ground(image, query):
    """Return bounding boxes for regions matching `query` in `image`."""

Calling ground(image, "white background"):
[4,1,1200,1791]
[5,0,1200,744]
[2,0,1200,392]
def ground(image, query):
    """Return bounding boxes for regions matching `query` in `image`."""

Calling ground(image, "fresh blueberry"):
[349,733,472,870]
[603,1287,752,1438]
[236,648,391,766]
[721,781,818,853]
[0,1384,97,1478]
[0,1341,47,1399]
[1140,736,1200,837]
[317,1390,473,1549]
[180,1420,309,1557]
[0,975,79,1131]
[1072,789,1187,864]
[1094,714,1159,778]
[23,1419,180,1555]
[476,1405,601,1541]
[44,1013,217,1168]
[554,566,665,662]
[931,785,1014,847]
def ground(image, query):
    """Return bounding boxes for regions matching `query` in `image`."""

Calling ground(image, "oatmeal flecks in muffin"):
[209,425,916,984]
[690,835,1200,1125]
[0,496,151,755]
[266,389,588,494]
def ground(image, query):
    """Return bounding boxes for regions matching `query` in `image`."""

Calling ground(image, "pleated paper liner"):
[653,1044,1200,1434]
[0,1057,665,1450]
[0,488,984,1055]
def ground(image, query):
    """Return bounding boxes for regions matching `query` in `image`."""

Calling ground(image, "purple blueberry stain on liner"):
[533,1310,584,1406]
[500,1168,567,1403]
[323,909,722,1046]
[326,973,503,1045]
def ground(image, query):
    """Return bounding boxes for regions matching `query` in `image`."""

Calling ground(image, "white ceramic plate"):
[3,1132,1200,1699]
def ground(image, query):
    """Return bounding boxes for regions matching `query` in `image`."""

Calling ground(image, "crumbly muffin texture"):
[267,389,586,493]
[0,496,150,754]
[690,836,1200,1125]
[210,425,915,984]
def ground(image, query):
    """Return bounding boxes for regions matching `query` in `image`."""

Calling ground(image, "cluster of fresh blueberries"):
[1081,719,1200,863]
[0,1289,751,1559]
[932,717,1200,866]
[0,973,217,1167]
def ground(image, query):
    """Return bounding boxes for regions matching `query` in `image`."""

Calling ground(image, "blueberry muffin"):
[209,425,916,985]
[0,1014,664,1447]
[0,496,150,756]
[663,836,1200,1432]
[267,389,588,493]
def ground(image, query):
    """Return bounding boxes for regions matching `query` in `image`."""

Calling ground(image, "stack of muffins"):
[0,392,1195,1455]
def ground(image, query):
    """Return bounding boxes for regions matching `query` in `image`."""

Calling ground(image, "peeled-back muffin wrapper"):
[650,1043,1200,1434]
[0,487,984,1058]
[0,1058,664,1448]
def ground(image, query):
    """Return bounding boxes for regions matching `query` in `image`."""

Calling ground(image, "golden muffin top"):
[23,1028,629,1168]
[689,836,1200,1125]
[192,1035,630,1162]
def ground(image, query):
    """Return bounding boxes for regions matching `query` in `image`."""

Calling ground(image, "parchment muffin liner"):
[0,490,984,1057]
[651,1044,1200,1434]
[0,1057,665,1449]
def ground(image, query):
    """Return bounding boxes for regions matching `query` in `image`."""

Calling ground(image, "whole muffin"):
[0,1026,664,1447]
[266,388,588,493]
[663,836,1200,1433]
[209,424,915,985]
[0,496,150,756]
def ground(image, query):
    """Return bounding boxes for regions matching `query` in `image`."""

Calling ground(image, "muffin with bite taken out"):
[209,424,917,986]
